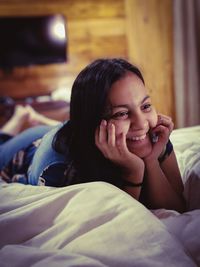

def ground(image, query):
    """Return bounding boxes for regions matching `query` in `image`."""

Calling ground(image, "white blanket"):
[0,126,200,267]
[171,126,200,211]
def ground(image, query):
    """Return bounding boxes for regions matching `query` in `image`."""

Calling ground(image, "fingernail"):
[108,122,113,128]
[152,133,158,143]
[101,120,107,126]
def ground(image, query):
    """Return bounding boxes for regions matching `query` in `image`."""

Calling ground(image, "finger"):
[95,120,107,152]
[157,114,171,124]
[107,122,115,147]
[152,125,170,141]
[157,114,173,131]
[160,113,171,118]
[157,113,171,120]
[116,132,129,155]
[99,120,107,144]
[168,120,174,133]
[162,119,173,133]
[97,120,119,159]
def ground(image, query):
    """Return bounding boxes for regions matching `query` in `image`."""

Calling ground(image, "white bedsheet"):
[0,126,200,267]
[171,126,200,210]
[0,182,199,267]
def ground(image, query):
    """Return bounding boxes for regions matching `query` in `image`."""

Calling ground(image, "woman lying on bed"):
[0,58,185,212]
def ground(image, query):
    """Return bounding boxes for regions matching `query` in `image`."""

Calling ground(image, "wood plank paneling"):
[125,0,174,120]
[0,0,125,19]
[0,0,175,123]
[0,0,127,100]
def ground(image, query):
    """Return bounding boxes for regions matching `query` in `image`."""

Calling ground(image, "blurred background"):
[0,0,199,128]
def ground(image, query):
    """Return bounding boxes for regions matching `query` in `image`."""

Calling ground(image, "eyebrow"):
[142,95,150,103]
[111,95,150,109]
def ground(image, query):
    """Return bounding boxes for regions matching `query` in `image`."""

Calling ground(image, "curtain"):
[173,0,200,128]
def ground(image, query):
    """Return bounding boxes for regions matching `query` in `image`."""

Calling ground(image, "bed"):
[0,126,200,267]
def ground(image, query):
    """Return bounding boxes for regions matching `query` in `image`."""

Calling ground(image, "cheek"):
[112,121,129,136]
[148,110,158,128]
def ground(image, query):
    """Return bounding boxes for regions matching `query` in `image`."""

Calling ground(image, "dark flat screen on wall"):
[0,14,67,70]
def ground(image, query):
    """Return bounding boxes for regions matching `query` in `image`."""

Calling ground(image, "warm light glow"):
[48,16,66,42]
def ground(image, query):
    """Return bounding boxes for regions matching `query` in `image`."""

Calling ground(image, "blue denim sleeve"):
[27,122,70,185]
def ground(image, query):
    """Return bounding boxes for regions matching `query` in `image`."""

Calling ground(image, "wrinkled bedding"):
[0,126,200,267]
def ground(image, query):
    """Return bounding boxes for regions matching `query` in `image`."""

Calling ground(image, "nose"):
[130,112,148,131]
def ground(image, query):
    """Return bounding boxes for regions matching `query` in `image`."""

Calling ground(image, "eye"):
[111,111,129,120]
[141,103,152,112]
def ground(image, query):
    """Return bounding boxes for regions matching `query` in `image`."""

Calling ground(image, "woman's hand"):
[95,120,145,182]
[145,114,174,162]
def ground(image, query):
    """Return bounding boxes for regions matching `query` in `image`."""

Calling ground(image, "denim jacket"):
[28,122,70,186]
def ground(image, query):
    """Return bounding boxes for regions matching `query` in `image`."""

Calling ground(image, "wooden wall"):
[0,0,175,121]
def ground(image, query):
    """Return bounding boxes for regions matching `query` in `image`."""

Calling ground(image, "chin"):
[128,145,152,159]
[127,135,153,158]
[132,150,152,159]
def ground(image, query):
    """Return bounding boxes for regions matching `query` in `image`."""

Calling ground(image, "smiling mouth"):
[127,134,146,141]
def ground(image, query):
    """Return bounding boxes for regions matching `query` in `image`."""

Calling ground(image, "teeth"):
[129,134,146,141]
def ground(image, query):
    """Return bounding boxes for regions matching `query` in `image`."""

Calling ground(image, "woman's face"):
[105,72,158,158]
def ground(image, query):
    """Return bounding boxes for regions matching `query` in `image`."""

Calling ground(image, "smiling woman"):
[0,58,185,213]
[104,72,157,158]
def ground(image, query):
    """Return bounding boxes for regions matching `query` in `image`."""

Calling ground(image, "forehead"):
[108,72,147,105]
